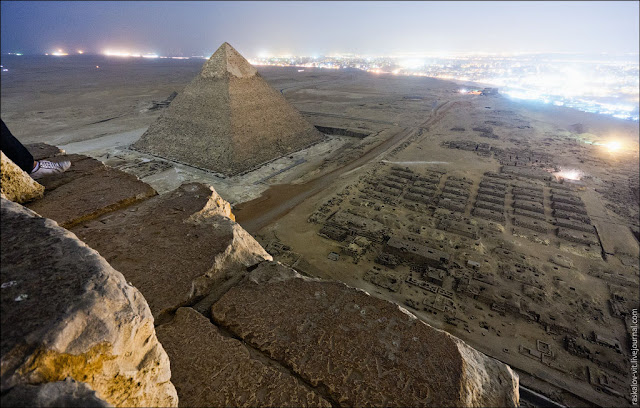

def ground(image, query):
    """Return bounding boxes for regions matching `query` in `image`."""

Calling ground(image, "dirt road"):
[234,100,454,234]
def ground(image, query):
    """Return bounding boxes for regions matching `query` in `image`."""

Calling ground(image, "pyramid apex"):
[200,42,257,79]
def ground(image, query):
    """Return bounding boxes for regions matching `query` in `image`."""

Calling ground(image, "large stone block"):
[72,183,271,321]
[1,151,44,203]
[26,157,157,228]
[211,262,520,407]
[0,199,177,407]
[156,308,330,407]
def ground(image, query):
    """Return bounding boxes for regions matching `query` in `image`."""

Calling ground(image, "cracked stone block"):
[156,307,330,407]
[211,262,520,407]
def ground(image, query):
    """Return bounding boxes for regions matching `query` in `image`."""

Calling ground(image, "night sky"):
[1,1,638,57]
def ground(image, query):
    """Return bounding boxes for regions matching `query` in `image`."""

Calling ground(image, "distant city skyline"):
[1,1,638,58]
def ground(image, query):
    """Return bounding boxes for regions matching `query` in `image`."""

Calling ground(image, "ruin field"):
[2,57,639,407]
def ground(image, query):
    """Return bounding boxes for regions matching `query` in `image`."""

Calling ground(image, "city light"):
[104,50,141,57]
[398,58,425,69]
[603,140,622,152]
[102,50,170,59]
[28,47,639,121]
[246,52,639,121]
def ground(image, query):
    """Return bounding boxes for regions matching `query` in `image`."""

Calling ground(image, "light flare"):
[553,169,583,181]
[603,140,622,152]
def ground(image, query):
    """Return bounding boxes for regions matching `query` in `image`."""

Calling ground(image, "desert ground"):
[2,54,639,407]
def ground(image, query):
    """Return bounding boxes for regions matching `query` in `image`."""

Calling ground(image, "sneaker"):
[30,160,71,179]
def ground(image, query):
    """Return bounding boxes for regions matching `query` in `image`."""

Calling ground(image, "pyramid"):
[132,42,324,176]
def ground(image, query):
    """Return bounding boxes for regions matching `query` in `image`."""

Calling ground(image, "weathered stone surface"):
[212,262,519,407]
[24,143,65,161]
[26,156,157,228]
[187,184,236,222]
[156,307,330,407]
[0,199,178,407]
[1,378,112,407]
[133,42,324,176]
[33,154,104,192]
[1,151,44,203]
[72,183,271,321]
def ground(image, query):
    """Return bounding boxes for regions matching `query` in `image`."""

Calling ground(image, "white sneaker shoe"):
[31,160,71,179]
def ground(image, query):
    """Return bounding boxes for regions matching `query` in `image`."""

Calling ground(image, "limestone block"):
[72,183,271,321]
[0,199,178,407]
[26,159,157,228]
[212,262,519,407]
[1,151,44,203]
[156,308,330,407]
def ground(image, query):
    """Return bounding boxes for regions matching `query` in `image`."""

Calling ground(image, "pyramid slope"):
[200,42,258,79]
[133,42,324,176]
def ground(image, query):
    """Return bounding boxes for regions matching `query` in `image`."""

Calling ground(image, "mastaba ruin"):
[132,42,324,176]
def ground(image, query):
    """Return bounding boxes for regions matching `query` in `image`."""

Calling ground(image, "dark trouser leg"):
[1,119,34,173]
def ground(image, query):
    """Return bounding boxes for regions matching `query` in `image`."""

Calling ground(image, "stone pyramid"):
[132,42,324,176]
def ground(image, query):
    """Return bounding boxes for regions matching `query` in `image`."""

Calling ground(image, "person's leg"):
[1,119,35,173]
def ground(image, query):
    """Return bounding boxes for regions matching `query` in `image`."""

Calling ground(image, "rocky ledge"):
[0,199,178,407]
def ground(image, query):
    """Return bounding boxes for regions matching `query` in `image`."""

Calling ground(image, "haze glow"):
[1,1,638,58]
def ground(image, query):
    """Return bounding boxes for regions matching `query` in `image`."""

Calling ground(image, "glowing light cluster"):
[249,52,638,121]
[398,58,425,69]
[103,50,158,58]
[603,140,622,152]
[553,169,583,181]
